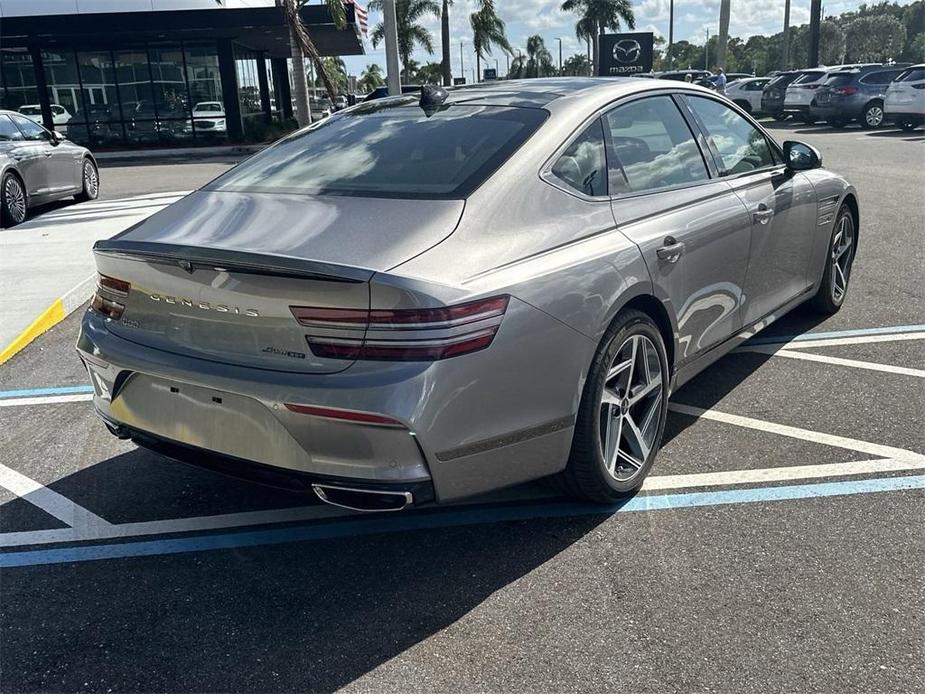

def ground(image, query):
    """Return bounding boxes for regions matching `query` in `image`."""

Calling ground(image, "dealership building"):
[0,0,365,147]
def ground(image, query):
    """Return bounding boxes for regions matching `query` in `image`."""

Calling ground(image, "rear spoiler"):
[92,240,373,283]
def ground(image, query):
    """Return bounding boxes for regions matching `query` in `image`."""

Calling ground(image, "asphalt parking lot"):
[1,121,923,693]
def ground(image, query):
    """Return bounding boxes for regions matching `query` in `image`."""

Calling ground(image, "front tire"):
[1,172,27,227]
[862,102,884,129]
[810,205,856,315]
[75,158,99,202]
[557,310,669,502]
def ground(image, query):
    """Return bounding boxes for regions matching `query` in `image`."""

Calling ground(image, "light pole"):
[667,0,674,69]
[704,27,710,71]
[556,37,562,73]
[459,40,465,83]
[382,0,401,95]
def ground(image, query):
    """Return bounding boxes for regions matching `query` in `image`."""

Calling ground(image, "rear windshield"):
[793,71,825,85]
[208,102,547,199]
[897,67,925,82]
[767,73,797,88]
[824,74,855,87]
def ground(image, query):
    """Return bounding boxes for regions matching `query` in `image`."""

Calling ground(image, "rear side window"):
[550,120,607,197]
[793,72,825,85]
[603,95,709,195]
[685,96,775,175]
[0,115,24,141]
[897,68,925,82]
[768,73,797,88]
[209,103,547,198]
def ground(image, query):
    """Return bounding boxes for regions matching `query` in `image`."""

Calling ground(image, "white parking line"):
[767,332,925,350]
[739,346,925,378]
[0,463,111,530]
[669,403,925,462]
[0,394,94,408]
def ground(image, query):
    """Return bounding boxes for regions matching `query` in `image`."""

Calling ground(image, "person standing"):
[713,67,727,95]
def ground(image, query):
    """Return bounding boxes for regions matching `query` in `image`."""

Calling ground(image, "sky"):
[338,0,901,80]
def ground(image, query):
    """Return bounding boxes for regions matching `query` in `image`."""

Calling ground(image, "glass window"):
[148,46,193,144]
[861,70,902,85]
[685,96,775,176]
[551,120,607,197]
[208,104,547,198]
[10,113,51,141]
[114,49,157,146]
[1,48,40,113]
[897,68,925,82]
[185,44,227,142]
[40,50,82,142]
[75,51,123,147]
[825,74,855,87]
[603,96,709,194]
[235,46,263,138]
[0,115,24,141]
[792,71,826,85]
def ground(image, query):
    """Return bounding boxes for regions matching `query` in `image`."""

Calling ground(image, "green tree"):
[844,15,906,62]
[561,52,592,76]
[358,63,385,92]
[819,21,847,65]
[523,35,556,77]
[312,56,348,93]
[470,5,512,82]
[414,61,444,84]
[561,0,635,74]
[370,0,441,83]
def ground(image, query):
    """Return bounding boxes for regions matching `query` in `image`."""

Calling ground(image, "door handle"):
[752,202,774,225]
[44,150,54,157]
[656,237,685,263]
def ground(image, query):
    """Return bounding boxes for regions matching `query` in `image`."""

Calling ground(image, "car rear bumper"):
[76,298,590,503]
[783,104,811,114]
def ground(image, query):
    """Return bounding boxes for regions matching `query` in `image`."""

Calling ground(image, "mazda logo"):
[613,39,641,64]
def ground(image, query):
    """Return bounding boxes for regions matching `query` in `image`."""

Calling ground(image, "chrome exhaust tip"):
[312,484,413,513]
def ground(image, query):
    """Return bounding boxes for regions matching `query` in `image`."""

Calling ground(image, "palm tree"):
[561,0,635,75]
[358,63,385,93]
[415,61,445,84]
[507,54,526,79]
[314,56,348,94]
[523,35,556,78]
[561,52,592,76]
[470,5,512,82]
[277,0,347,127]
[370,0,441,83]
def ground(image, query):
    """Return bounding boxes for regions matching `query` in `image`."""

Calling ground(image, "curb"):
[0,274,95,366]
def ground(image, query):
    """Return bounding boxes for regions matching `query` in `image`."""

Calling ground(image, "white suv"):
[725,77,771,114]
[885,64,924,131]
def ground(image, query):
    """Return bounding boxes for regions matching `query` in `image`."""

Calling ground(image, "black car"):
[362,85,423,101]
[810,64,911,128]
[761,70,802,120]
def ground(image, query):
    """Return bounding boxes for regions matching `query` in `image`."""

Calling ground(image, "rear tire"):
[810,205,856,315]
[556,309,669,502]
[862,101,884,129]
[74,158,99,202]
[1,172,27,228]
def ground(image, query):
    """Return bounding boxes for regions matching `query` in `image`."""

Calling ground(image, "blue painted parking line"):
[746,324,925,346]
[0,385,94,399]
[2,474,923,568]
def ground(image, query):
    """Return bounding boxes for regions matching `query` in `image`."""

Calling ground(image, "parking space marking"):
[3,475,924,568]
[766,332,925,350]
[739,346,925,378]
[669,403,925,462]
[0,385,94,398]
[0,394,94,408]
[0,462,111,530]
[745,324,925,345]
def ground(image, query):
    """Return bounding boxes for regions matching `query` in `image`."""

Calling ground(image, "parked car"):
[19,103,72,132]
[658,70,713,84]
[191,101,226,134]
[363,85,423,101]
[885,64,925,131]
[810,65,908,128]
[78,78,857,511]
[0,110,99,227]
[724,72,756,82]
[783,69,829,122]
[725,77,771,114]
[761,70,802,120]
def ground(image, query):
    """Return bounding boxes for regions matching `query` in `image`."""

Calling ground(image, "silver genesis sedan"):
[77,79,858,512]
[0,109,99,227]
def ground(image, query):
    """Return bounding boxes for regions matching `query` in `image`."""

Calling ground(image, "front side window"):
[210,103,547,198]
[897,68,925,82]
[9,113,51,141]
[603,95,709,195]
[685,96,775,176]
[0,115,24,141]
[550,119,607,197]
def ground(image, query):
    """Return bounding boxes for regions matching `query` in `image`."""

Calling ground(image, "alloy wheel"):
[4,176,26,224]
[830,213,854,303]
[83,161,99,199]
[598,334,664,482]
[865,105,884,127]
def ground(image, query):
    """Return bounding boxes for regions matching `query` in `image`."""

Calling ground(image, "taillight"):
[90,273,129,320]
[836,86,858,96]
[284,403,403,426]
[291,295,510,361]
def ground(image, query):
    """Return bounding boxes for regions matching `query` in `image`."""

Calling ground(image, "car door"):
[603,94,753,363]
[682,94,818,324]
[4,114,51,197]
[9,114,75,195]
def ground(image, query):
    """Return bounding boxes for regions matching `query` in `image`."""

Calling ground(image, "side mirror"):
[783,140,822,171]
[51,130,67,144]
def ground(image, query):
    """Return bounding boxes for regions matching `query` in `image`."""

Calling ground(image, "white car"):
[885,64,925,131]
[191,101,226,133]
[725,77,771,115]
[784,70,829,123]
[19,103,72,131]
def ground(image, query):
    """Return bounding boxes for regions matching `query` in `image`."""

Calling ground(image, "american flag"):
[345,0,368,36]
